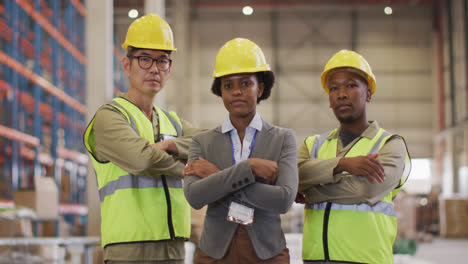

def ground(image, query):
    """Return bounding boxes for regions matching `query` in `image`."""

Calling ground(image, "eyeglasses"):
[129,55,172,71]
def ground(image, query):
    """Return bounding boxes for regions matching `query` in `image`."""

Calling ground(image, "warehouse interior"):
[1,0,468,263]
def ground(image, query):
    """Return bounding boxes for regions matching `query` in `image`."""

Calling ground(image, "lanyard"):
[229,130,257,165]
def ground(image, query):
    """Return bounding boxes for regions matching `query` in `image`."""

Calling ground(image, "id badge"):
[227,201,254,226]
[160,134,176,141]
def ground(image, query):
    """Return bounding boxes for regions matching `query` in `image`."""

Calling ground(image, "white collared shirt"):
[221,113,263,164]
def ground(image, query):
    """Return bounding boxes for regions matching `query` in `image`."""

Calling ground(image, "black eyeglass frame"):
[129,55,172,71]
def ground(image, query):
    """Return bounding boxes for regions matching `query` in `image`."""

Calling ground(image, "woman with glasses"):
[183,38,298,264]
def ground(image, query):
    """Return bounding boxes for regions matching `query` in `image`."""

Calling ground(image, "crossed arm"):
[154,119,206,160]
[93,105,185,178]
[183,130,298,214]
[297,137,406,205]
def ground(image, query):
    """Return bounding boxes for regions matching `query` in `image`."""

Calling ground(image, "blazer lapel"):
[250,119,273,158]
[213,126,235,168]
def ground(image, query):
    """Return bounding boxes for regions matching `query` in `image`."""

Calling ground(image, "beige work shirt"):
[92,93,203,262]
[298,121,407,206]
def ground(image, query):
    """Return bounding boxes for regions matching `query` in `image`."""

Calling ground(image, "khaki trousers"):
[194,226,290,264]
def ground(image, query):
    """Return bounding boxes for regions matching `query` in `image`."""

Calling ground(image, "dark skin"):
[296,70,385,203]
[183,73,278,184]
[328,70,385,184]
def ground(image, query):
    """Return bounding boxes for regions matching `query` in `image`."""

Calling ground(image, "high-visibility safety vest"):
[303,128,410,264]
[84,97,191,248]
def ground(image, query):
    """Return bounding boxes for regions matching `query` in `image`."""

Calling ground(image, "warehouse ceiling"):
[191,0,438,6]
[112,0,439,22]
[113,0,438,10]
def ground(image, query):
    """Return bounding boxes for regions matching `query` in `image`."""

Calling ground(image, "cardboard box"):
[60,173,71,203]
[0,179,10,199]
[439,196,468,238]
[13,177,59,219]
[0,218,33,237]
[93,247,104,264]
[394,192,418,239]
[34,218,71,237]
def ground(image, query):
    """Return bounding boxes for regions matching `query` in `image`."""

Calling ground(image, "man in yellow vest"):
[297,50,411,264]
[84,14,202,263]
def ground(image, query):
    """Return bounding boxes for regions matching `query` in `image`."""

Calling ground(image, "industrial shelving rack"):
[0,0,88,234]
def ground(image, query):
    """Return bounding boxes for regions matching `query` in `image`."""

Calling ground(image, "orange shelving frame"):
[0,124,39,147]
[70,0,86,17]
[0,50,86,114]
[0,17,12,41]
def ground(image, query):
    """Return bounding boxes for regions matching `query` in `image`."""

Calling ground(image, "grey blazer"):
[184,119,298,260]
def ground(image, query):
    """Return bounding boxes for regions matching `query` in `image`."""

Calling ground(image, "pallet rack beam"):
[57,147,88,165]
[0,200,89,215]
[0,50,86,114]
[71,0,86,17]
[0,125,40,147]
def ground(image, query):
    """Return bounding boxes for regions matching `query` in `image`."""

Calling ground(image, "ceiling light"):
[384,6,393,15]
[128,9,139,19]
[242,6,254,16]
[420,197,428,206]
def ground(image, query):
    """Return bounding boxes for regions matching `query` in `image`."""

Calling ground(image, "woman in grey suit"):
[183,38,298,264]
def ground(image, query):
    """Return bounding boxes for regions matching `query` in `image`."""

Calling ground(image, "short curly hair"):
[211,71,275,104]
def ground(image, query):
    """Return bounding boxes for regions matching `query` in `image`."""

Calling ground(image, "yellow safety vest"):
[302,128,410,264]
[84,97,190,247]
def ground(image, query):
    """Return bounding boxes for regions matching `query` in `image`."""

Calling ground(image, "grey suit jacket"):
[184,119,298,260]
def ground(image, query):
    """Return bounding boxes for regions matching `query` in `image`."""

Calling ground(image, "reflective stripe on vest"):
[99,174,183,202]
[305,200,396,218]
[109,100,138,133]
[302,128,404,263]
[308,131,330,159]
[159,108,182,137]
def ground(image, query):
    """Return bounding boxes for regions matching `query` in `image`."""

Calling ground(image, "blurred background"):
[0,0,467,263]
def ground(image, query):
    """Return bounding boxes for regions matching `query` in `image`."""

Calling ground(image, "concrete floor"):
[394,238,468,264]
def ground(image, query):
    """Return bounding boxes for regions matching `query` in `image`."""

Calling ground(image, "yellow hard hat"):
[321,50,376,94]
[213,38,270,78]
[122,14,176,52]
